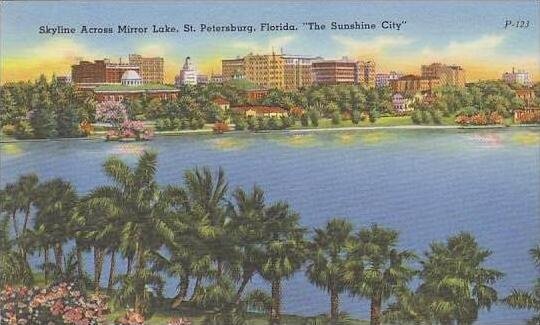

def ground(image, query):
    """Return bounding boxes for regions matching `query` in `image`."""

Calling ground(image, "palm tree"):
[306,218,353,325]
[417,232,504,325]
[344,224,416,325]
[0,174,40,261]
[229,186,267,304]
[92,150,173,314]
[183,167,230,278]
[258,202,307,325]
[0,216,33,287]
[34,178,78,275]
[503,245,540,325]
[0,183,22,243]
[76,195,121,291]
[15,174,39,260]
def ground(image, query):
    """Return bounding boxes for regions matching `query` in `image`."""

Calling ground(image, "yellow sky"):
[1,36,538,84]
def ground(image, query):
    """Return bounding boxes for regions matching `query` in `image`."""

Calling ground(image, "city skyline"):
[1,1,538,84]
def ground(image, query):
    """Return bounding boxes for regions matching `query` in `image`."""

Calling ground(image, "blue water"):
[1,128,539,324]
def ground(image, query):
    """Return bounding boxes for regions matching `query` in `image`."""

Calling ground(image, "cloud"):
[135,41,173,58]
[1,38,105,82]
[332,35,414,58]
[419,34,506,61]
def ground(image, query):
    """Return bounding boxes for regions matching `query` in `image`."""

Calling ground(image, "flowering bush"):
[115,309,145,325]
[96,101,128,128]
[80,120,94,136]
[167,317,192,325]
[0,283,107,325]
[212,122,230,134]
[455,112,504,126]
[515,110,540,123]
[119,120,153,141]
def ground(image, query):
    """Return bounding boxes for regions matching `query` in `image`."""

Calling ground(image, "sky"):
[1,1,539,84]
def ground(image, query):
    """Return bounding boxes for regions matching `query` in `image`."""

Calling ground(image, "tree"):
[258,202,306,325]
[331,111,341,125]
[56,103,82,138]
[76,194,121,291]
[306,218,353,324]
[29,78,58,138]
[34,179,78,275]
[300,114,309,127]
[503,245,540,325]
[344,224,416,325]
[229,186,267,304]
[234,116,246,131]
[309,110,320,127]
[183,167,230,279]
[417,232,504,325]
[92,151,173,314]
[0,216,32,287]
[351,110,361,125]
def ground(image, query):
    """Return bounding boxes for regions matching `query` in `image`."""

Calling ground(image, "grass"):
[291,116,416,129]
[106,302,372,325]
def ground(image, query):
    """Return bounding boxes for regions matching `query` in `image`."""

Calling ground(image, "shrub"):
[431,110,442,125]
[420,110,431,124]
[2,124,16,136]
[14,120,34,139]
[300,114,309,127]
[0,283,107,325]
[80,120,94,136]
[167,317,192,325]
[309,110,319,127]
[115,309,144,325]
[411,111,422,124]
[369,109,379,123]
[351,110,361,125]
[233,116,246,131]
[331,111,341,125]
[155,118,170,131]
[212,122,230,134]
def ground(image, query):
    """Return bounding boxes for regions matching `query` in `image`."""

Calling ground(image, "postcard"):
[0,1,539,324]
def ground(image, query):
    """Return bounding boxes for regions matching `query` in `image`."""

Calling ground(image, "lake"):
[1,127,539,324]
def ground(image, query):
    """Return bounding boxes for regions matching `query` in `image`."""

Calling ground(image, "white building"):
[175,57,198,86]
[121,70,143,86]
[502,68,531,86]
[376,71,402,87]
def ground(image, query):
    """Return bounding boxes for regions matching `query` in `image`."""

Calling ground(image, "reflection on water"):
[106,142,148,156]
[275,134,319,148]
[359,131,395,145]
[0,143,24,156]
[333,132,360,146]
[469,133,503,149]
[512,132,540,146]
[208,137,250,151]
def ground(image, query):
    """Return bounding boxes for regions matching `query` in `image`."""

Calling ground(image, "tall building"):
[222,57,245,80]
[71,59,140,88]
[421,63,465,87]
[243,53,285,89]
[312,58,359,85]
[502,68,531,86]
[390,75,440,93]
[175,57,198,86]
[358,60,376,87]
[128,54,164,84]
[376,71,402,88]
[282,54,319,90]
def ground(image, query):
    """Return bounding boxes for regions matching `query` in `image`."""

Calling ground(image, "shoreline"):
[1,123,539,144]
